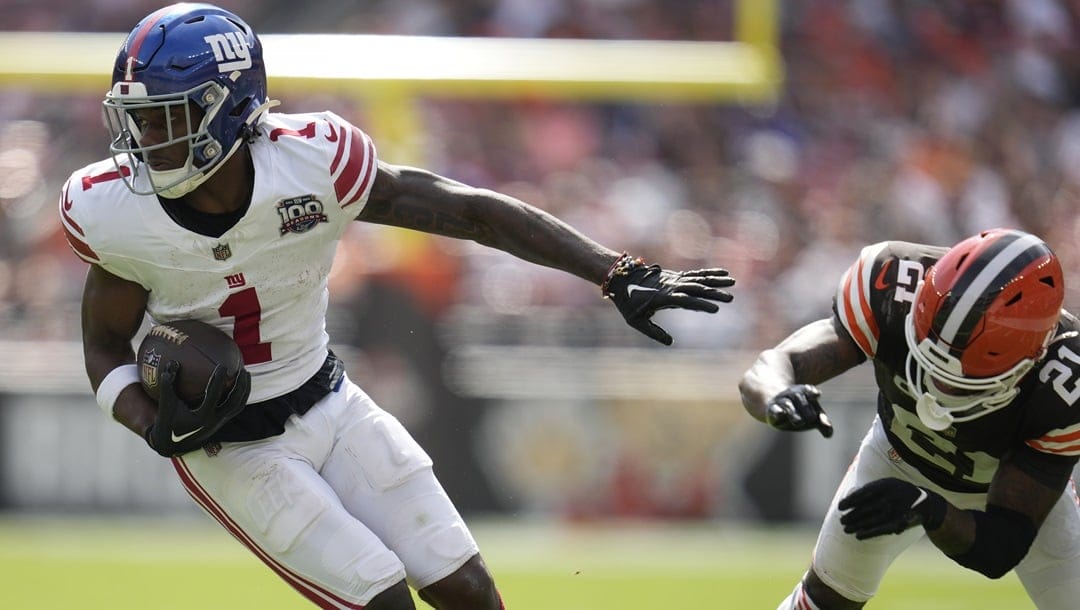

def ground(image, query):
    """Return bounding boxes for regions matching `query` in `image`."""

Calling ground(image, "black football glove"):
[145,360,251,457]
[839,478,947,540]
[765,384,834,438]
[602,254,734,345]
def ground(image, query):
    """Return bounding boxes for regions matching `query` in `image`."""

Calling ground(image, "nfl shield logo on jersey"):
[212,243,232,261]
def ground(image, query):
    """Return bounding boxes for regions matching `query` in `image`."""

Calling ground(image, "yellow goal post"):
[0,0,781,163]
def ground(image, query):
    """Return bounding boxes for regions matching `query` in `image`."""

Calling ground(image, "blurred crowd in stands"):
[2,0,1080,519]
[1,0,1078,347]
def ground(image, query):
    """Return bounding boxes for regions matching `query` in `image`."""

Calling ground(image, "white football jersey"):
[60,111,377,401]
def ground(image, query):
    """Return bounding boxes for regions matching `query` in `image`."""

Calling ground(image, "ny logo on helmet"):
[204,32,252,73]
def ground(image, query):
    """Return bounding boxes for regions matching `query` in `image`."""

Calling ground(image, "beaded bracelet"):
[600,252,646,297]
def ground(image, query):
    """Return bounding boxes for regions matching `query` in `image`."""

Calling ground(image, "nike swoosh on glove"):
[145,360,251,457]
[602,253,735,345]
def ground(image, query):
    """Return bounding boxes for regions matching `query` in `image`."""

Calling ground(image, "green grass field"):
[0,515,1031,609]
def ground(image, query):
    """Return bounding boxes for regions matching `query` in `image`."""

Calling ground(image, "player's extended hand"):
[765,384,834,438]
[145,361,251,457]
[602,254,734,345]
[839,478,947,540]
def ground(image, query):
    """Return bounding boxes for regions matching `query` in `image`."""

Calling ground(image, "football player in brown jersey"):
[740,229,1080,610]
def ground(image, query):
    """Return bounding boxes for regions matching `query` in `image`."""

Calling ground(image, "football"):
[137,319,244,405]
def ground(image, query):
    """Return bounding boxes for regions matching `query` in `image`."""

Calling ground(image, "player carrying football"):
[61,4,735,609]
[740,228,1080,609]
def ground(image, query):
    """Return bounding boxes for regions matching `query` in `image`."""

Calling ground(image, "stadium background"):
[0,1,1077,608]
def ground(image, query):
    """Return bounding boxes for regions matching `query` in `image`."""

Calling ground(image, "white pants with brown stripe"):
[172,375,479,609]
[804,416,1080,609]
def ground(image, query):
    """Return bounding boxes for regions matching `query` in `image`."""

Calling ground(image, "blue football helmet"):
[102,3,270,198]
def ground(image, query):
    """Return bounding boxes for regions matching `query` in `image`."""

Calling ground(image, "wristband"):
[95,364,141,418]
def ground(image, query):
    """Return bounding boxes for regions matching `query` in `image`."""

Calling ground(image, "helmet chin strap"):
[915,394,954,431]
[151,165,208,199]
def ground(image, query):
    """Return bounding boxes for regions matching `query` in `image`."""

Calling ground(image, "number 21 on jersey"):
[893,260,924,305]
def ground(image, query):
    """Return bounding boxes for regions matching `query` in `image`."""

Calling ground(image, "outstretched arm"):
[359,162,734,344]
[739,317,865,434]
[361,162,617,282]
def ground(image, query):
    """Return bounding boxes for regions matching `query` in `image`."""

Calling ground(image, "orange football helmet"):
[904,229,1064,430]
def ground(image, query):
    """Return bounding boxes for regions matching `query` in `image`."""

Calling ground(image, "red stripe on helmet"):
[124,6,175,78]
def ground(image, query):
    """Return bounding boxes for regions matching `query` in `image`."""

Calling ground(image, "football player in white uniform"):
[61,4,735,610]
[740,229,1080,609]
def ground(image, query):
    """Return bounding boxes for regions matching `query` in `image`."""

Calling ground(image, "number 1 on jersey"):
[219,287,272,364]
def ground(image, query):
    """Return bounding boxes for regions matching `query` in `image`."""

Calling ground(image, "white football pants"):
[173,375,479,608]
[799,416,1080,609]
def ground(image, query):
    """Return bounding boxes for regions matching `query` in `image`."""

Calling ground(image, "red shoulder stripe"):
[58,182,99,263]
[63,225,99,263]
[328,122,345,173]
[1027,423,1080,456]
[839,267,874,356]
[58,183,84,235]
[853,255,880,344]
[835,245,883,357]
[331,126,375,208]
[1026,438,1080,456]
[342,136,376,208]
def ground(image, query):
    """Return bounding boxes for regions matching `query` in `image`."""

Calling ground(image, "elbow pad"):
[948,505,1037,579]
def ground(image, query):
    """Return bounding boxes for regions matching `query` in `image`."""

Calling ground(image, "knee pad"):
[346,411,433,492]
[240,462,330,553]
